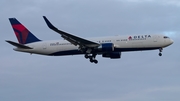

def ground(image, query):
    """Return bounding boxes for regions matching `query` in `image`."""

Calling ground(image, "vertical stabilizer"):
[9,18,41,44]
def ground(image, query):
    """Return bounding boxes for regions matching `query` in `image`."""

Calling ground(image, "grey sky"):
[1,0,180,101]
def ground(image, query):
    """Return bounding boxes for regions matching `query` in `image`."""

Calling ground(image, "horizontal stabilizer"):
[6,40,33,49]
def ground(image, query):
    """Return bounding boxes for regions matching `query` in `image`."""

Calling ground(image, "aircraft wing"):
[43,16,100,48]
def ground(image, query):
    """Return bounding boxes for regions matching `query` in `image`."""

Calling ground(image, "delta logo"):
[128,35,151,40]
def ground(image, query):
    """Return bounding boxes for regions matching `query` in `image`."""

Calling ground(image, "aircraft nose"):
[164,38,174,47]
[170,39,174,45]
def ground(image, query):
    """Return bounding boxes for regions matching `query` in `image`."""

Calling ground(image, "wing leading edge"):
[43,16,100,48]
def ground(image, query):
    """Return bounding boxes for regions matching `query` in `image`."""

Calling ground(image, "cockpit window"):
[164,36,169,39]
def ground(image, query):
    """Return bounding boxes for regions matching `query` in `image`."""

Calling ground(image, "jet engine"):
[98,43,114,52]
[102,52,121,59]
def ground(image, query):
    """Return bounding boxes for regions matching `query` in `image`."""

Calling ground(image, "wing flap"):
[43,16,99,48]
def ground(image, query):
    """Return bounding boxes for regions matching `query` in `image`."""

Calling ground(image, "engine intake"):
[98,43,114,52]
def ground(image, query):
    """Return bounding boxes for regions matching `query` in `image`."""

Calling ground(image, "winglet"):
[43,16,57,30]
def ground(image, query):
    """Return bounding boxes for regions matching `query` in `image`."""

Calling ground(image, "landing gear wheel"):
[94,60,98,64]
[159,53,162,56]
[90,58,94,63]
[85,54,89,59]
[89,58,98,64]
[85,53,98,63]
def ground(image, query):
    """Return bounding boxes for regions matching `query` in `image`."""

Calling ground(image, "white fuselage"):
[14,34,173,56]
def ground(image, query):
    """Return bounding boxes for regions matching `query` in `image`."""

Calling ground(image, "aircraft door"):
[153,35,158,42]
[42,43,47,50]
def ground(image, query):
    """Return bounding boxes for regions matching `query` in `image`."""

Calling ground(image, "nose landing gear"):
[159,53,162,56]
[159,48,163,56]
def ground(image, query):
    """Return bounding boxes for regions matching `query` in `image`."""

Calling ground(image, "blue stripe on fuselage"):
[49,50,82,56]
[49,47,161,56]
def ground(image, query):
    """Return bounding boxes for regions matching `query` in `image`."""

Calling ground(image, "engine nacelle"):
[102,52,121,59]
[98,43,114,52]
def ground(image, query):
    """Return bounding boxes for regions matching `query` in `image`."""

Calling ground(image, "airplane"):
[6,16,174,64]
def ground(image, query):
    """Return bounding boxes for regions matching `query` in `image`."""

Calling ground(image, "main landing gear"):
[159,48,163,56]
[85,54,98,64]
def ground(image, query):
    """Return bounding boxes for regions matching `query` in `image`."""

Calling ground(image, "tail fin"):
[9,18,41,44]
